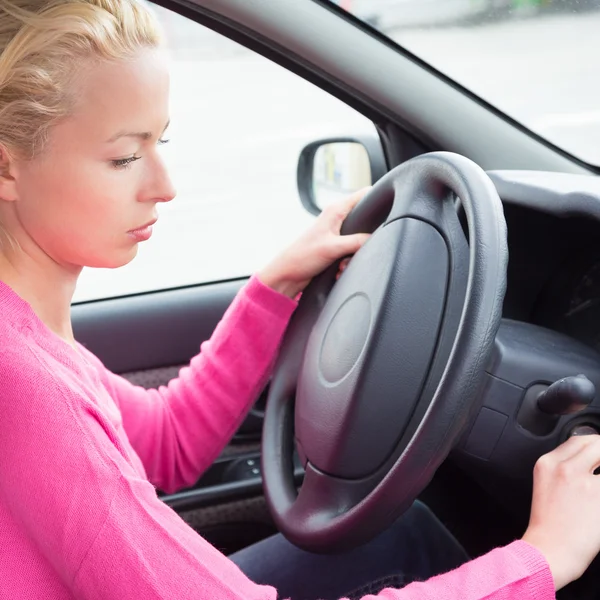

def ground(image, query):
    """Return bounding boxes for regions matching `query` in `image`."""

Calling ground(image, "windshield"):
[328,0,600,166]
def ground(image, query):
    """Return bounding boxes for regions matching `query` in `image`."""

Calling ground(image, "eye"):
[111,156,141,170]
[158,138,169,145]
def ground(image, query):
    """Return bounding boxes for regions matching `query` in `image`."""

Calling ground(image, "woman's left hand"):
[258,187,371,299]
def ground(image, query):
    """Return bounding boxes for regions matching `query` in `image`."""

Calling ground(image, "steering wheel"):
[262,151,508,553]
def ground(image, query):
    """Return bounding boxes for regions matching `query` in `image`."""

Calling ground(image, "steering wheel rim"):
[262,151,508,553]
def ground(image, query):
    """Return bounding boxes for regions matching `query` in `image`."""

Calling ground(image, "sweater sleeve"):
[94,275,297,494]
[349,541,555,600]
[0,347,555,600]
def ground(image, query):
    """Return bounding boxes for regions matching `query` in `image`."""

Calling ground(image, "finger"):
[339,257,351,271]
[336,258,351,281]
[547,434,599,464]
[567,435,600,473]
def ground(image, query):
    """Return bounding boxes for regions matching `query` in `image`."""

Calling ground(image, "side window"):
[74,5,377,302]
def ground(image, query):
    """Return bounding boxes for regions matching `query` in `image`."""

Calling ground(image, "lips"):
[128,218,157,233]
[127,218,157,243]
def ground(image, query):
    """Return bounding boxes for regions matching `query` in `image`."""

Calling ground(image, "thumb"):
[336,232,370,256]
[343,186,372,212]
[329,187,373,231]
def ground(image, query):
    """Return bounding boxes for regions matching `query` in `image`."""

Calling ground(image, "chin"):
[85,246,138,269]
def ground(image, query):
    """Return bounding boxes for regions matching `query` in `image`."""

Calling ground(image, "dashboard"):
[448,170,600,528]
[438,170,600,594]
[482,171,600,353]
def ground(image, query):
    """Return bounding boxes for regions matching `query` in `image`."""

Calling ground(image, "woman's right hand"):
[522,434,600,591]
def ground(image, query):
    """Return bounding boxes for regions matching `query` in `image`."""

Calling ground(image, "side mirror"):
[296,135,387,216]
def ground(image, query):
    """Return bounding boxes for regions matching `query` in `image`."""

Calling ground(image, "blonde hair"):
[0,0,162,160]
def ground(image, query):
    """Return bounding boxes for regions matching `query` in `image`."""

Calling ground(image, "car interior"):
[70,1,600,597]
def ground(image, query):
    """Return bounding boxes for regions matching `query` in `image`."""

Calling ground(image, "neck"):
[0,246,81,348]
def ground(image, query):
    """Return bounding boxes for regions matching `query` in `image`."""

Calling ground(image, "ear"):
[0,145,19,202]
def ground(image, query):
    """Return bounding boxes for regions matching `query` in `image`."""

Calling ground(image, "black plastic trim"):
[161,464,305,512]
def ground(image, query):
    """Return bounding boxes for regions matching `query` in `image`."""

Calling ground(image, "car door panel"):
[72,278,244,373]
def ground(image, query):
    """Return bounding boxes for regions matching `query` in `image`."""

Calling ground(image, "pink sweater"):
[0,275,555,599]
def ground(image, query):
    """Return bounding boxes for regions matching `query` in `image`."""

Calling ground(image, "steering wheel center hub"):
[320,293,372,384]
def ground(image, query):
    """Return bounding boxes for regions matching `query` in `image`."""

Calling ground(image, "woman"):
[0,0,597,598]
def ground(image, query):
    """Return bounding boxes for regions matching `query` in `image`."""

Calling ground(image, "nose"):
[141,152,177,204]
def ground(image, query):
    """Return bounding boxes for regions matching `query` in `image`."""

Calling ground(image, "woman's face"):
[8,47,175,270]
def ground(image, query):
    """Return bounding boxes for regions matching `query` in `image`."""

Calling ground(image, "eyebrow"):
[106,120,170,143]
